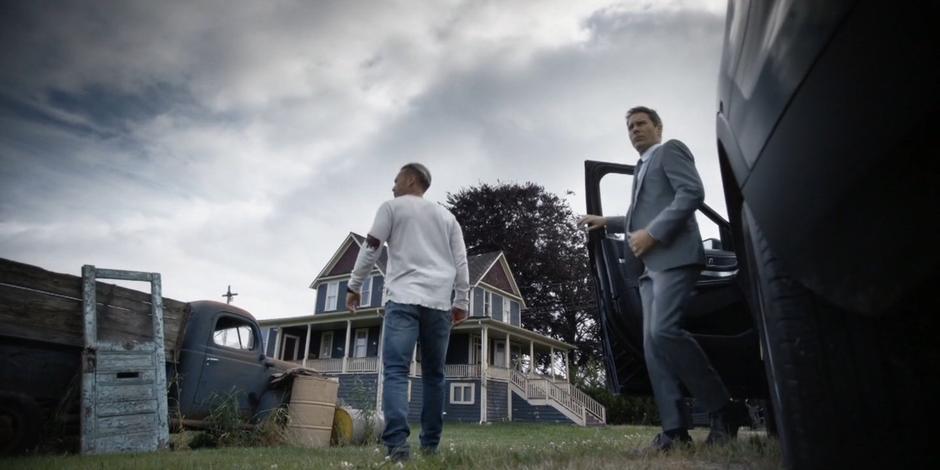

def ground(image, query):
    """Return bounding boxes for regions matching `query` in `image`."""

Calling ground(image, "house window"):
[483,291,492,315]
[319,331,333,359]
[360,276,372,307]
[502,298,511,323]
[450,383,475,405]
[494,340,506,367]
[354,328,369,358]
[325,282,339,311]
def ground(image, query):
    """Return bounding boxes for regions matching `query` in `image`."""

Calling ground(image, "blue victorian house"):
[259,233,605,426]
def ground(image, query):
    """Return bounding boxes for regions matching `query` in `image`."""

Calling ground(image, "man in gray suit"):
[580,106,743,450]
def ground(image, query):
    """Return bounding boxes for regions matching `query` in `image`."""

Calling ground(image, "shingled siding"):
[336,374,378,409]
[486,380,508,422]
[511,389,574,424]
[407,379,482,423]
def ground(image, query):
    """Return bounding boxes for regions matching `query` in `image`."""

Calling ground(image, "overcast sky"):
[1,0,728,320]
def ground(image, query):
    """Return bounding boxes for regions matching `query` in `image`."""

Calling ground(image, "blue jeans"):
[381,301,452,455]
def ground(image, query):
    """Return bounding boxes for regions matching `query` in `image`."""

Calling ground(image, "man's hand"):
[346,291,361,313]
[628,229,657,257]
[451,307,468,326]
[578,214,607,231]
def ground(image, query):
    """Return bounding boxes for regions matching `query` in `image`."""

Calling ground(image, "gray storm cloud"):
[0,0,726,318]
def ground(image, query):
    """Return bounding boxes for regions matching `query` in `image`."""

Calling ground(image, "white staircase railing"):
[509,369,606,425]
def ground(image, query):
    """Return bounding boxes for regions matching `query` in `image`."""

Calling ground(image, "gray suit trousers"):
[640,266,730,431]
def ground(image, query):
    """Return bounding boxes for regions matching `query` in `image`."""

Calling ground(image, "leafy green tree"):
[444,181,601,384]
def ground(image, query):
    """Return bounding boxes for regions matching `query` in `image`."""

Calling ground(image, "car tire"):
[0,392,42,455]
[739,205,933,469]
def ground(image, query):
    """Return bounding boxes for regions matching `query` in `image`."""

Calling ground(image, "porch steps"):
[510,369,606,426]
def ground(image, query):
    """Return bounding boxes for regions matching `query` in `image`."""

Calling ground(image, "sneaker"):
[705,400,748,446]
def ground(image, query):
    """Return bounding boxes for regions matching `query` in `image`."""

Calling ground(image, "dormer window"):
[326,281,339,311]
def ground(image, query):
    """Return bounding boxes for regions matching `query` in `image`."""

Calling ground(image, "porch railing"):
[347,356,379,372]
[305,358,343,372]
[444,364,481,378]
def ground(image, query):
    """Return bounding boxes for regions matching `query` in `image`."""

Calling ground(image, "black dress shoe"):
[706,400,749,445]
[645,430,693,452]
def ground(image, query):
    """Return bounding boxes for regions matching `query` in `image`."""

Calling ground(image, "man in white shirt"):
[346,163,469,462]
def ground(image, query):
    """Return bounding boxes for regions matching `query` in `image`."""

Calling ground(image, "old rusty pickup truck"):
[0,258,293,454]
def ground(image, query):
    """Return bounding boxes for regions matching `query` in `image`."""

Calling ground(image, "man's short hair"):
[401,163,431,190]
[626,106,663,129]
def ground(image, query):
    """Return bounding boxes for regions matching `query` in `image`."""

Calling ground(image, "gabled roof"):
[469,251,525,308]
[351,233,388,273]
[309,232,387,289]
[468,251,501,286]
[310,235,525,307]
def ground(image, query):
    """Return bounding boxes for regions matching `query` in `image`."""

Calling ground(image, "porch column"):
[480,324,488,424]
[528,340,534,376]
[550,347,556,380]
[376,316,385,412]
[272,328,281,360]
[343,319,352,373]
[505,332,511,369]
[563,349,570,383]
[302,323,312,368]
[506,332,512,421]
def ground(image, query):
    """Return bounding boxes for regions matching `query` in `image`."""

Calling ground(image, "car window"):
[599,172,634,239]
[212,316,256,350]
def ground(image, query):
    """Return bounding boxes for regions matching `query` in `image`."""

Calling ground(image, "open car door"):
[584,160,766,399]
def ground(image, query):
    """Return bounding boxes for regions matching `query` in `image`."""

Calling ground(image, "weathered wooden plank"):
[96,384,156,402]
[96,352,155,372]
[0,258,190,360]
[96,368,156,385]
[96,399,158,417]
[95,413,156,436]
[93,432,158,453]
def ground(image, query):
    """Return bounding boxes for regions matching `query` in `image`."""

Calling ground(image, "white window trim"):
[483,291,492,315]
[470,336,481,365]
[281,333,300,361]
[354,328,369,358]
[320,331,333,359]
[502,297,511,323]
[450,382,475,405]
[360,276,372,307]
[325,281,339,311]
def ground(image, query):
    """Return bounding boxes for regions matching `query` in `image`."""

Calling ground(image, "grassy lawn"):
[2,423,782,469]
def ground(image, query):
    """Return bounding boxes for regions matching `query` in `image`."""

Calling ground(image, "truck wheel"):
[740,205,933,469]
[0,392,42,455]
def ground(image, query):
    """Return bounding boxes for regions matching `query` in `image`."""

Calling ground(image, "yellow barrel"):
[287,375,338,448]
[331,406,385,446]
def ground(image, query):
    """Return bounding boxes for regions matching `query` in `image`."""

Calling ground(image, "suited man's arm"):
[646,140,705,244]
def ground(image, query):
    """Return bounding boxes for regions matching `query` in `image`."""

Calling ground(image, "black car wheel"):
[739,205,933,469]
[0,392,42,455]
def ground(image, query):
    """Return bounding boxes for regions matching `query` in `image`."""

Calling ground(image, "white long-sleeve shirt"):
[348,195,470,311]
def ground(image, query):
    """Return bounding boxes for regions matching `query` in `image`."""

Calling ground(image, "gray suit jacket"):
[608,139,706,272]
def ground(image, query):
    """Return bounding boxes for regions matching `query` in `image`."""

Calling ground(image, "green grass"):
[2,423,782,469]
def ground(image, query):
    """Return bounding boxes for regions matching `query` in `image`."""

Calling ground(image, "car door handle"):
[206,357,219,364]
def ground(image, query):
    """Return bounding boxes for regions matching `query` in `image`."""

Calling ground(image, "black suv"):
[589,1,937,468]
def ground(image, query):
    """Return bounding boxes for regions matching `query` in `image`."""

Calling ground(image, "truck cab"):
[173,301,274,420]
